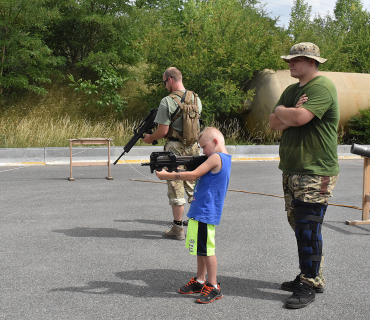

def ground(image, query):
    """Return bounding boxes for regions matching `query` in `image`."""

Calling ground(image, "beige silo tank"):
[240,69,370,133]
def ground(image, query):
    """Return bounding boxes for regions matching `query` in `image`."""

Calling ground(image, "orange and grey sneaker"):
[179,277,205,294]
[196,283,223,304]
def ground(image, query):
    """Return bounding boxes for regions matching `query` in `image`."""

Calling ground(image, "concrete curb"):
[0,145,363,166]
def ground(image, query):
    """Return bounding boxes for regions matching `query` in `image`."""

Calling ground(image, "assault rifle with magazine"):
[113,108,158,165]
[142,151,207,173]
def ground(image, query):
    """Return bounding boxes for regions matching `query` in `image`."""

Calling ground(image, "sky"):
[259,0,370,29]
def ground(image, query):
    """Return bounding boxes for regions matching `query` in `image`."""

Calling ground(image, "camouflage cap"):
[281,42,327,64]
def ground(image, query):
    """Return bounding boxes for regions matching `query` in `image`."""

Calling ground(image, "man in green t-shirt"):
[269,42,339,309]
[143,67,202,241]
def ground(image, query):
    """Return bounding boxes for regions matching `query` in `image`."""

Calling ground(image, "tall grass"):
[0,109,349,148]
[0,114,156,148]
[205,118,282,145]
[0,112,252,148]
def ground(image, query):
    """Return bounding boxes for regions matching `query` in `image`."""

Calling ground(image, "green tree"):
[304,14,352,72]
[334,0,364,31]
[0,0,64,96]
[333,0,370,73]
[44,0,141,71]
[287,0,313,42]
[43,0,143,112]
[68,67,128,113]
[141,0,288,120]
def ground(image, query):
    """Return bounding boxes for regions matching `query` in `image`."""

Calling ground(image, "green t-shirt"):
[155,90,202,133]
[273,76,340,176]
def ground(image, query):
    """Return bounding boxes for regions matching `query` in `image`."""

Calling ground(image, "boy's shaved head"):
[198,127,225,145]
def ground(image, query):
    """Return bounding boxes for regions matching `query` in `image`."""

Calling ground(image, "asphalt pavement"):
[0,159,369,319]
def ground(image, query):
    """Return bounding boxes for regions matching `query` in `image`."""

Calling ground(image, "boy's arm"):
[156,153,221,181]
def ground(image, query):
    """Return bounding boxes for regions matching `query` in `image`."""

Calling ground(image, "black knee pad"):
[293,200,327,278]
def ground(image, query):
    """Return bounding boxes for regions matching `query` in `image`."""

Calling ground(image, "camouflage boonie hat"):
[281,42,327,64]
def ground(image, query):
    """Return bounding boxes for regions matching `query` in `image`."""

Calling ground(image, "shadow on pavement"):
[50,269,286,302]
[323,221,370,235]
[114,219,169,226]
[53,227,164,239]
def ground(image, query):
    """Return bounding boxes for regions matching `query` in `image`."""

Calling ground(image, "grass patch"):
[0,109,349,148]
[0,113,163,148]
[204,118,280,145]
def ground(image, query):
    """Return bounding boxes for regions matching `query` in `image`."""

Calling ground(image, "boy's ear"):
[213,138,218,146]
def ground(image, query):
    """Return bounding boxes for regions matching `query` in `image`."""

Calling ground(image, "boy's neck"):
[214,145,228,154]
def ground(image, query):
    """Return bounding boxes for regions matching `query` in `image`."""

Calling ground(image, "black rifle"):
[142,151,207,173]
[114,108,158,165]
[351,144,370,158]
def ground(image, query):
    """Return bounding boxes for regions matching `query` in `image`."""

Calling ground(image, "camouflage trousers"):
[164,140,201,206]
[282,173,339,287]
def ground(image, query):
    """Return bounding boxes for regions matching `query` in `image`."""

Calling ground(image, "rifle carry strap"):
[170,90,187,121]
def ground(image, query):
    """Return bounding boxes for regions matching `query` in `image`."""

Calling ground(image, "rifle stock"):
[142,151,207,173]
[113,109,158,165]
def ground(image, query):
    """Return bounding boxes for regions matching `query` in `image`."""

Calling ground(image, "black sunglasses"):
[163,77,171,85]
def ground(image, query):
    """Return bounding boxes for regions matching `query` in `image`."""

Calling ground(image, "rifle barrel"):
[113,108,158,165]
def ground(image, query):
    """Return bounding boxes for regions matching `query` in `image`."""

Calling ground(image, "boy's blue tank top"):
[187,153,232,225]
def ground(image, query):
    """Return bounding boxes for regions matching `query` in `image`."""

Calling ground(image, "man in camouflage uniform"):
[269,42,339,309]
[143,67,202,240]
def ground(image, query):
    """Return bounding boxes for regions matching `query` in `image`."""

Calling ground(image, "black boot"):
[285,281,315,309]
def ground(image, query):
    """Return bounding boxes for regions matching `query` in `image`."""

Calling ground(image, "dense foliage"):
[348,108,370,144]
[0,0,369,122]
[140,0,288,120]
[0,0,65,95]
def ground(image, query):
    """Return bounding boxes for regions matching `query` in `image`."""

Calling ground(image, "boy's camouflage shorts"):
[164,140,201,206]
[282,173,339,287]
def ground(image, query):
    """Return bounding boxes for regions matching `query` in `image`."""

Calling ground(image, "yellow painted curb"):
[3,162,46,166]
[232,157,280,161]
[0,156,363,167]
[338,156,362,159]
[117,159,149,164]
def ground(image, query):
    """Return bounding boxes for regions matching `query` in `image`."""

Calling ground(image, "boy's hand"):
[156,168,168,180]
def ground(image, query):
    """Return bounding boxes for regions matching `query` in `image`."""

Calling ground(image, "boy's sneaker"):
[285,281,315,309]
[164,222,185,240]
[196,283,223,304]
[281,274,325,293]
[179,277,205,294]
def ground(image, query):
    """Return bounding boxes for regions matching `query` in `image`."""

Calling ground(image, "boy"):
[156,127,232,304]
